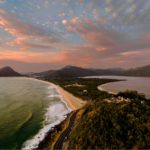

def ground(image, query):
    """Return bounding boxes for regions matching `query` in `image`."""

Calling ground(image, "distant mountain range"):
[124,65,150,77]
[0,65,150,77]
[33,65,123,78]
[33,65,150,78]
[0,66,21,77]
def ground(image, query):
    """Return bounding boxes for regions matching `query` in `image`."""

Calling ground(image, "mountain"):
[34,65,124,78]
[124,65,150,77]
[32,64,150,78]
[50,65,98,77]
[94,68,125,76]
[39,65,98,78]
[0,66,21,77]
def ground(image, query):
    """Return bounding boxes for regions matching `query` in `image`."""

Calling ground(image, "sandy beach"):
[50,83,86,110]
[20,77,86,149]
[30,77,86,110]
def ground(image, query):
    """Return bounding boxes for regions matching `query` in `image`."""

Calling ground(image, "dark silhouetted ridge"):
[35,65,124,78]
[32,64,150,78]
[0,66,21,77]
[124,65,150,77]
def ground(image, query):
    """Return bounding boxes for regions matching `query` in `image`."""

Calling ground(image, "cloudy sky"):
[0,0,150,72]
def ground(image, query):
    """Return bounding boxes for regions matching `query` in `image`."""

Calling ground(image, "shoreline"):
[22,77,86,149]
[25,77,86,110]
[98,85,117,95]
[37,112,72,150]
[36,78,86,149]
[50,83,86,110]
[34,78,86,110]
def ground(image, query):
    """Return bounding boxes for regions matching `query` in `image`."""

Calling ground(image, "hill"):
[68,100,150,149]
[0,66,21,77]
[124,65,150,77]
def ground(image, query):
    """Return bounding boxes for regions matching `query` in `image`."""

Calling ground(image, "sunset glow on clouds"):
[0,0,150,72]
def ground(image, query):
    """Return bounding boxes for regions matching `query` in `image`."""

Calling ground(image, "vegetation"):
[43,77,119,101]
[117,90,146,100]
[68,100,150,149]
[40,77,150,149]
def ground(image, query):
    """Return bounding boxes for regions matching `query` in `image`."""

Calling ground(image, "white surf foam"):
[22,85,72,150]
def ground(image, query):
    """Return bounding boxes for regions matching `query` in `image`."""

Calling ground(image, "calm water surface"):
[87,76,150,98]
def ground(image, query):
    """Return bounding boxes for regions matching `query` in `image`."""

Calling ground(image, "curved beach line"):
[47,85,72,113]
[22,77,85,150]
[98,85,117,95]
[28,77,86,110]
[22,113,68,150]
[22,77,73,110]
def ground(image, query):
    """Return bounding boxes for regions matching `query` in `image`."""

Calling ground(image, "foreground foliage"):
[68,101,150,149]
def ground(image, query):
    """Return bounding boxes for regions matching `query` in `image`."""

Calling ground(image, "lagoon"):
[86,76,150,99]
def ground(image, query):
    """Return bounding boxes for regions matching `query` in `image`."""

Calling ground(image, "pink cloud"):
[63,18,124,52]
[0,50,59,64]
[0,8,150,71]
[0,10,62,50]
[63,17,150,55]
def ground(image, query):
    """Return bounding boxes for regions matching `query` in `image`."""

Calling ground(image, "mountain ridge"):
[124,65,150,77]
[33,64,150,78]
[34,65,125,78]
[1,64,150,77]
[0,66,21,77]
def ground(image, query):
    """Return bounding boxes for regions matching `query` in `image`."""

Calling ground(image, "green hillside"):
[68,100,150,149]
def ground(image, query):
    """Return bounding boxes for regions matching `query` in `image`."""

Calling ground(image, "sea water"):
[0,77,70,149]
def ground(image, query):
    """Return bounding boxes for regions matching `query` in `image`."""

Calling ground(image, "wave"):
[22,85,72,150]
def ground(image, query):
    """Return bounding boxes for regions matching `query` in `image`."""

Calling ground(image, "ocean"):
[0,77,70,149]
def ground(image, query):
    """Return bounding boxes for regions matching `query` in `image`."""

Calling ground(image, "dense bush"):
[68,101,150,149]
[117,90,146,100]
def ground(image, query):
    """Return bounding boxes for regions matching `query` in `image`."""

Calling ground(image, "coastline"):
[22,77,86,149]
[98,85,117,95]
[30,77,86,110]
[51,83,86,110]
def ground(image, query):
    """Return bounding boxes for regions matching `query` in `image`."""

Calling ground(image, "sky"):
[0,0,150,72]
